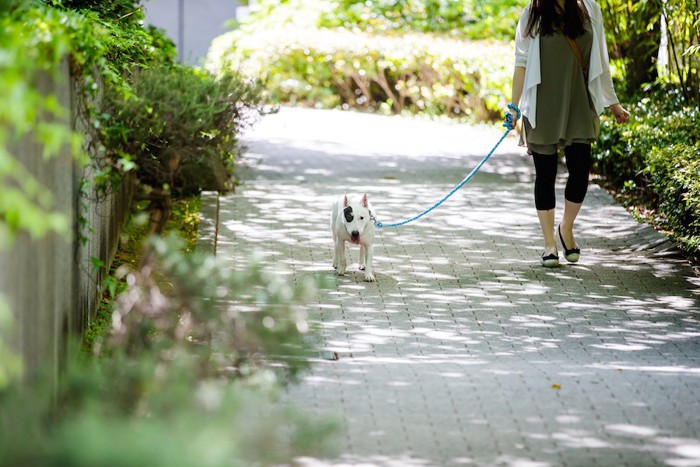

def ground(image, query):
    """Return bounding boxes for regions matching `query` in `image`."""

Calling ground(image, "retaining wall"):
[0,60,132,386]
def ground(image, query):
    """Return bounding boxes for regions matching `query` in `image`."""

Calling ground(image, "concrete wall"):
[143,0,240,66]
[0,61,75,386]
[0,61,132,386]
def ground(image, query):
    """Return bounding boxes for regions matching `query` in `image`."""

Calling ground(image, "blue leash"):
[374,104,521,228]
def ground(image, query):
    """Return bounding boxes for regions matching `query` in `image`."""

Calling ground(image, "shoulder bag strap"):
[565,35,588,83]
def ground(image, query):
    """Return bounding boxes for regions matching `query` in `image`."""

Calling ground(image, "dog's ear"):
[361,193,368,208]
[343,194,349,207]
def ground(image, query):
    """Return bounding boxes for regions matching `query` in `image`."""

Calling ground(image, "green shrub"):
[1,351,337,467]
[105,234,325,381]
[1,235,337,466]
[594,89,698,186]
[645,142,700,255]
[209,27,512,121]
[318,0,476,35]
[100,62,266,238]
[594,87,700,257]
[249,0,526,40]
[46,0,144,24]
[102,63,263,197]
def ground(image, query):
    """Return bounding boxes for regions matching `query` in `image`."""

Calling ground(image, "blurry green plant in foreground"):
[0,234,337,466]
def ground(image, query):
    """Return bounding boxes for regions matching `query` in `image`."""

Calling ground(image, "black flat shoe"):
[541,252,560,268]
[558,225,580,263]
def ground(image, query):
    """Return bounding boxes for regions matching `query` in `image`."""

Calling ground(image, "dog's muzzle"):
[351,231,360,243]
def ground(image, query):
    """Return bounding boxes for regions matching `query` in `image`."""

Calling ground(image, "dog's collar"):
[369,211,378,225]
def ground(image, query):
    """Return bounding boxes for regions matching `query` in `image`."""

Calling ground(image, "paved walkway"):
[206,107,700,467]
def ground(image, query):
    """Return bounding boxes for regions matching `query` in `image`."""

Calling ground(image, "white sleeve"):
[592,2,619,105]
[514,6,531,68]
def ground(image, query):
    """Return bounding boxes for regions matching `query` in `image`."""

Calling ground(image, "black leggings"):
[532,143,591,211]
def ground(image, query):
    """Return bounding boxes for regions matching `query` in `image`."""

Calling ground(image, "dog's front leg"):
[332,236,338,270]
[363,244,375,282]
[335,240,347,276]
[359,245,366,270]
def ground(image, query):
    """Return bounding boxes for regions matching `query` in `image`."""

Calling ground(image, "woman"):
[510,0,630,267]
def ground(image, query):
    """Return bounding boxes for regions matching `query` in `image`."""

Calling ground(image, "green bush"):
[209,27,512,121]
[249,0,526,40]
[0,235,337,466]
[318,0,477,35]
[645,142,700,255]
[46,0,144,25]
[102,63,264,197]
[106,234,324,381]
[594,87,700,257]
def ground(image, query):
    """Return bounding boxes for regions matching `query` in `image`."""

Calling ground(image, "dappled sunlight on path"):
[215,107,700,467]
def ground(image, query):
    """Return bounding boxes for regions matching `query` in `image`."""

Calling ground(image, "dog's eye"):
[360,216,364,220]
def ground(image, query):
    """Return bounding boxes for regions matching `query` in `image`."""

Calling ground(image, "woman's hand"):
[610,103,630,124]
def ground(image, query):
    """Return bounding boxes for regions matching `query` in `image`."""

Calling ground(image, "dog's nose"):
[351,230,360,238]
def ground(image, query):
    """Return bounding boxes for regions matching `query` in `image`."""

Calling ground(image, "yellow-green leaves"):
[0,295,23,390]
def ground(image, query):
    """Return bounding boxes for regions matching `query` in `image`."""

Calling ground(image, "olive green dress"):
[522,22,600,155]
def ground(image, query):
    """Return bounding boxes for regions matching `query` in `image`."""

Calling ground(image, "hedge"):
[208,27,513,121]
[594,92,699,258]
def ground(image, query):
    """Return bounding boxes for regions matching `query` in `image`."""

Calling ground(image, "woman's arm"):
[511,66,526,117]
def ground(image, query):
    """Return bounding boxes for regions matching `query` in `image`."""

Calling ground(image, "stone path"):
[206,107,700,467]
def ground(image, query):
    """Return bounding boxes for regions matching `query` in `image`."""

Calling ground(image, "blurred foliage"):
[208,0,518,121]
[0,235,337,465]
[0,6,83,249]
[1,4,338,464]
[0,359,336,467]
[594,86,699,258]
[600,0,699,105]
[106,234,324,381]
[317,0,527,40]
[0,296,22,388]
[46,0,144,24]
[209,27,511,121]
[81,196,201,357]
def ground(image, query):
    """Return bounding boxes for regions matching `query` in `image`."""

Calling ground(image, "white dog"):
[331,193,376,282]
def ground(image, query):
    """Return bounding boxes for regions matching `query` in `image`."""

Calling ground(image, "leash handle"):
[503,103,521,131]
[375,104,520,229]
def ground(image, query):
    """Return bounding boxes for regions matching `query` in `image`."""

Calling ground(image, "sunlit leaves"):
[595,92,700,258]
[0,295,23,390]
[0,2,178,250]
[108,233,329,381]
[209,26,511,121]
[102,62,265,199]
[0,7,83,248]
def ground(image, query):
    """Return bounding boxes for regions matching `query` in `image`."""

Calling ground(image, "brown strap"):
[565,35,588,82]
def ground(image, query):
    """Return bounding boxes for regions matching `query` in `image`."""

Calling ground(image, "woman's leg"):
[532,152,558,256]
[561,143,592,247]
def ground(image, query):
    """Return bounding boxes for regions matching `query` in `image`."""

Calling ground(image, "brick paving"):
[208,107,700,467]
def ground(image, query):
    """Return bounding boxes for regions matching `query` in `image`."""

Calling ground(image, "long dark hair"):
[525,0,589,38]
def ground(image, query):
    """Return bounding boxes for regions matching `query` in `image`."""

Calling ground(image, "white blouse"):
[514,0,619,128]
